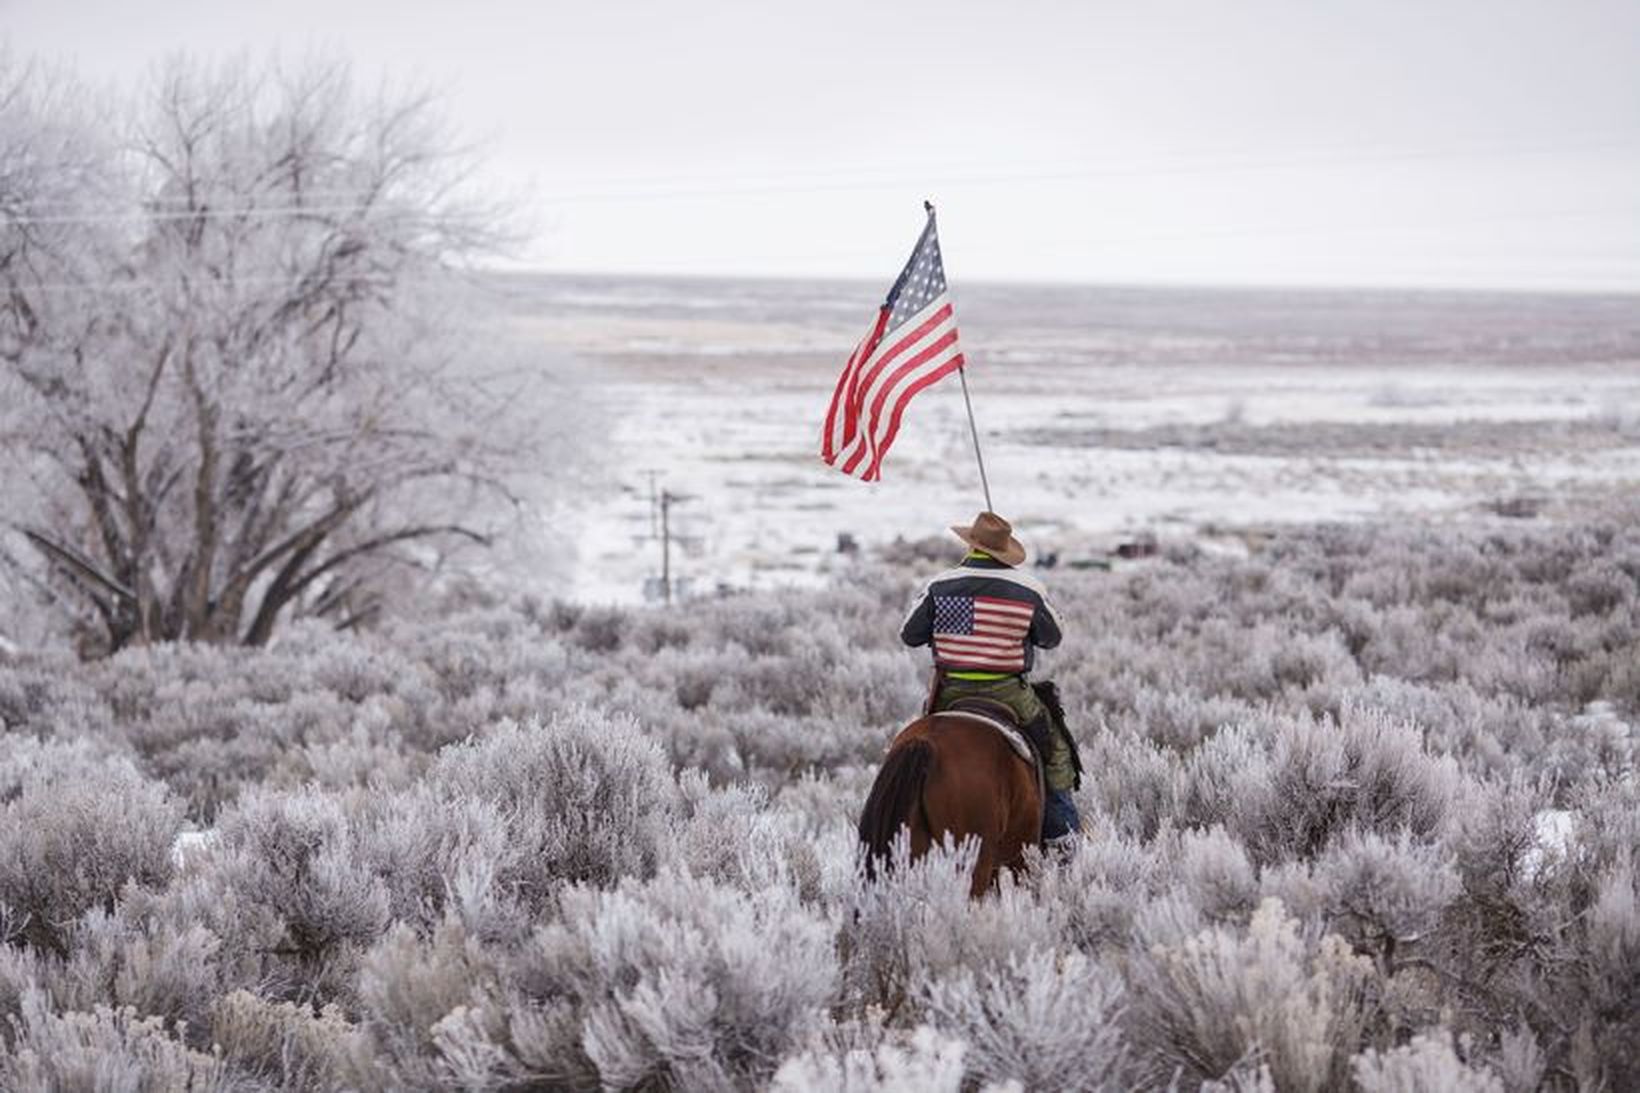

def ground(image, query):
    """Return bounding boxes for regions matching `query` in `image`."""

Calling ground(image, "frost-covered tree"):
[0,54,534,652]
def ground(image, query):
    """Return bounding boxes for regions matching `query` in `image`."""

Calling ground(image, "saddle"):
[920,672,1087,848]
[922,671,1083,787]
[944,696,1037,762]
[937,697,1049,847]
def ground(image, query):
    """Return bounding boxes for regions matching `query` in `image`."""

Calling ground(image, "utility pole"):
[660,489,674,605]
[654,486,696,605]
[643,469,661,538]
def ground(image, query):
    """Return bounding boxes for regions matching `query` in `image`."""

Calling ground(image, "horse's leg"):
[971,840,1001,898]
[996,748,1043,885]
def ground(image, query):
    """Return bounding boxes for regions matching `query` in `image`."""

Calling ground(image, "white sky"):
[7,0,1639,291]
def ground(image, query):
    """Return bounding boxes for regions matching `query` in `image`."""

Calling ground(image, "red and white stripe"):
[933,595,1033,672]
[820,292,965,481]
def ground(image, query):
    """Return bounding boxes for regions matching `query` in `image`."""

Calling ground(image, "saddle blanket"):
[936,710,1034,764]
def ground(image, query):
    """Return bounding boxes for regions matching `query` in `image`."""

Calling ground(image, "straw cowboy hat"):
[950,511,1026,566]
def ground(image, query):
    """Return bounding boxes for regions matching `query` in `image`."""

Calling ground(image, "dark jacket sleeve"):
[1030,589,1064,649]
[900,584,934,647]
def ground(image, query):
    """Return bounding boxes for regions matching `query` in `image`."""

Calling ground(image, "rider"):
[899,511,1081,851]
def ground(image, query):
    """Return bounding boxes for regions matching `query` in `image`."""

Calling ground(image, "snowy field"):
[495,274,1640,602]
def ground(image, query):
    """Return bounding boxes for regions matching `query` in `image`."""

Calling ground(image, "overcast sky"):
[8,0,1639,291]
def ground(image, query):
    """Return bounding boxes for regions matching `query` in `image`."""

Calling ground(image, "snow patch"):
[1524,809,1578,880]
[170,828,220,870]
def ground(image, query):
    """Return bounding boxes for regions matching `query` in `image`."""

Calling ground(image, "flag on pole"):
[820,205,966,481]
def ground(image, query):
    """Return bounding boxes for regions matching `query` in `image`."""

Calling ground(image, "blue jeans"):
[1043,788,1081,840]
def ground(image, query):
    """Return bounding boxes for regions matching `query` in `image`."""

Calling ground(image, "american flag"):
[820,204,965,481]
[931,593,1033,672]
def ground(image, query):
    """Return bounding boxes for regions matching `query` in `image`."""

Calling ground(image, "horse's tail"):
[857,737,934,881]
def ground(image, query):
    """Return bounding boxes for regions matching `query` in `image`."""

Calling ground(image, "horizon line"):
[477,263,1640,301]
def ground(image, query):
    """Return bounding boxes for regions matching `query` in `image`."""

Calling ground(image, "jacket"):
[900,554,1064,675]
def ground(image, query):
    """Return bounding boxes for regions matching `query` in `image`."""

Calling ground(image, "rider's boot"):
[1042,787,1081,857]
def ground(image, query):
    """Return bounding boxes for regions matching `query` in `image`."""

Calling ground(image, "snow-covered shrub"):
[1565,560,1634,618]
[0,944,43,1048]
[425,709,682,891]
[775,765,877,837]
[1190,705,1458,865]
[1584,854,1640,1010]
[1033,818,1167,949]
[0,742,181,956]
[0,989,227,1091]
[672,775,823,898]
[920,949,1131,1092]
[1125,687,1252,751]
[1176,825,1260,922]
[1130,897,1375,1092]
[1442,774,1544,968]
[771,1023,970,1093]
[287,714,425,795]
[358,786,524,937]
[512,868,836,1089]
[570,605,629,652]
[1352,1031,1503,1092]
[1538,702,1634,796]
[215,787,390,974]
[354,920,506,1091]
[210,988,368,1092]
[0,661,114,736]
[844,834,1062,1017]
[1078,728,1180,841]
[1488,1023,1547,1093]
[1264,828,1459,971]
[41,911,222,1040]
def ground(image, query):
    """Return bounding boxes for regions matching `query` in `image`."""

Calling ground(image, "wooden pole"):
[660,490,672,605]
[925,199,994,514]
[957,364,994,513]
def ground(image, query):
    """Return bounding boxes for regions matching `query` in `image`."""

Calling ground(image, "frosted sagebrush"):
[920,949,1131,1092]
[0,989,227,1092]
[514,869,837,1090]
[1263,828,1460,974]
[1130,897,1375,1092]
[0,744,181,956]
[1182,704,1458,865]
[844,834,1063,1018]
[354,920,507,1091]
[1352,1031,1504,1093]
[771,1025,971,1093]
[425,710,682,891]
[210,988,369,1092]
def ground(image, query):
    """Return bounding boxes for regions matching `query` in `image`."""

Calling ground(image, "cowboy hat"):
[949,511,1026,566]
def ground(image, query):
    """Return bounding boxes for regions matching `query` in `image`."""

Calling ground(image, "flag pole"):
[926,199,994,513]
[957,363,993,513]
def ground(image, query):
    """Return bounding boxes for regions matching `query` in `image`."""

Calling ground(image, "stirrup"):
[1043,831,1079,859]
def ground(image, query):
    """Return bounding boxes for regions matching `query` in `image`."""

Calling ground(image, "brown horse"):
[857,712,1042,897]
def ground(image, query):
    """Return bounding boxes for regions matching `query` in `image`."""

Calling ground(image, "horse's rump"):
[857,714,1042,895]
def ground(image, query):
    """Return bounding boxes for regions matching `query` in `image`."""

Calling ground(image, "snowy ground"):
[495,274,1640,603]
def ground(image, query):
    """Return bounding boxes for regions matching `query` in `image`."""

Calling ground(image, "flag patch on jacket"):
[931,594,1033,672]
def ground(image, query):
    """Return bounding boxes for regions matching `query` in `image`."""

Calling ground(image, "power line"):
[1,201,466,227]
[4,132,1637,225]
[7,270,404,295]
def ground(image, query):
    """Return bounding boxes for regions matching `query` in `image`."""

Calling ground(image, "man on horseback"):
[900,511,1082,852]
